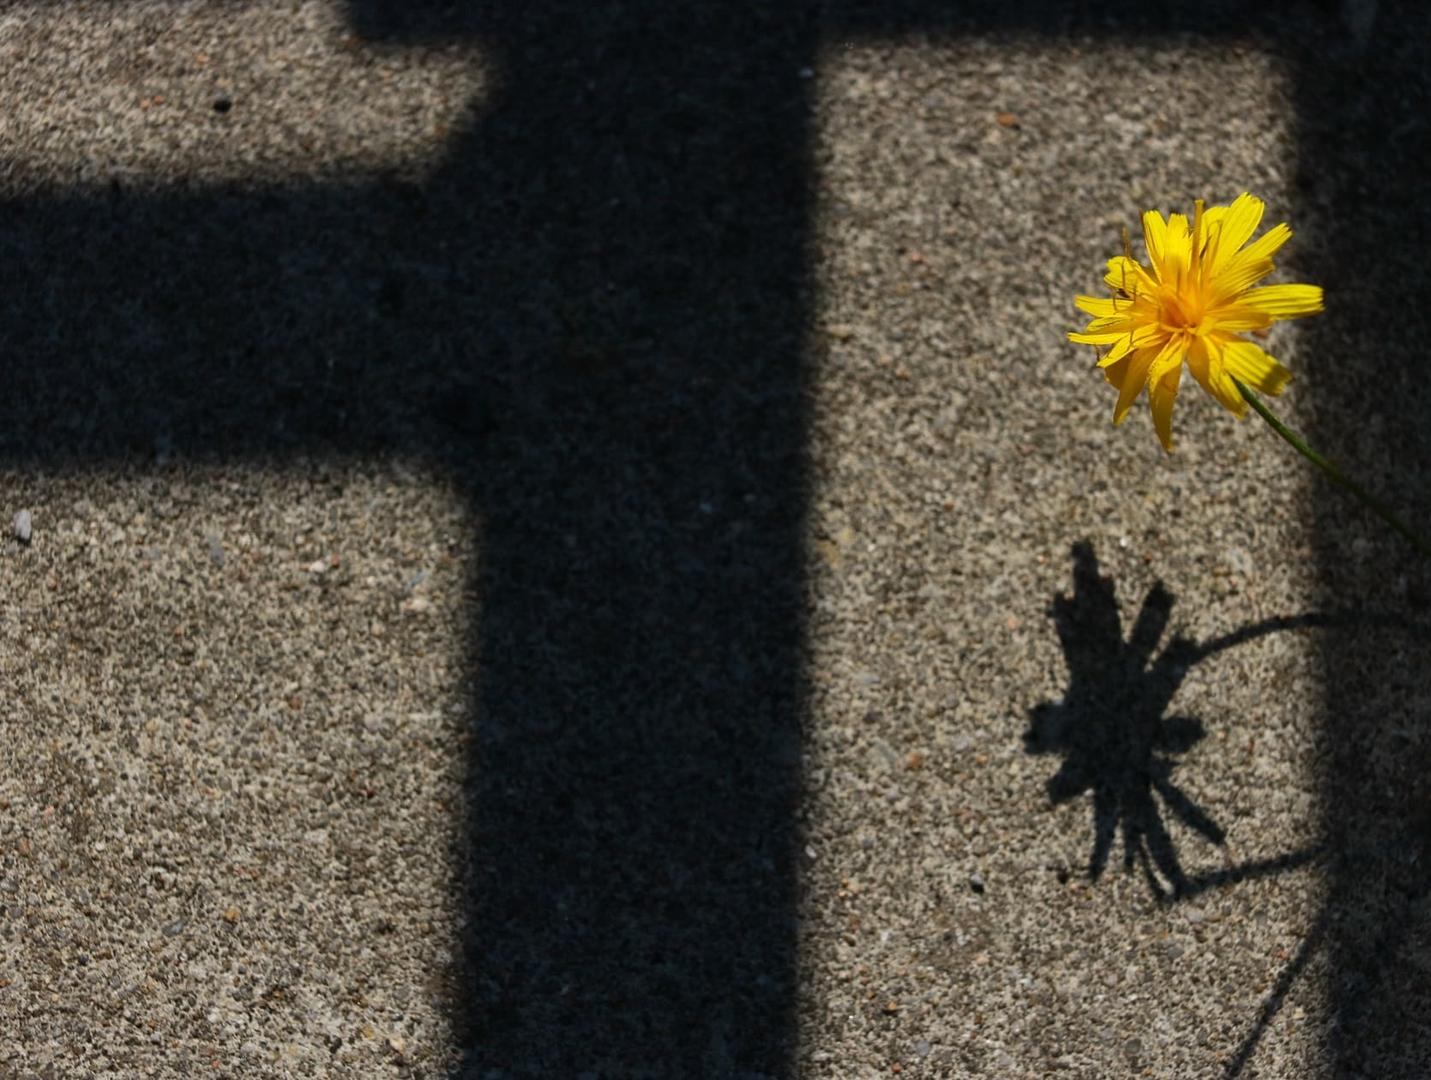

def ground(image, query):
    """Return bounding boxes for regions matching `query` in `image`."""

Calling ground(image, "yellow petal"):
[1096,324,1166,366]
[1102,355,1131,402]
[1221,336,1293,396]
[1103,256,1159,297]
[1141,211,1168,277]
[1098,335,1135,367]
[1186,335,1245,416]
[1109,346,1157,425]
[1201,192,1264,275]
[1146,332,1187,385]
[1148,363,1183,452]
[1192,199,1216,279]
[1075,295,1122,317]
[1079,316,1131,333]
[1162,213,1193,279]
[1232,221,1292,265]
[1206,305,1274,332]
[1208,257,1276,305]
[1238,283,1324,319]
[1069,330,1127,345]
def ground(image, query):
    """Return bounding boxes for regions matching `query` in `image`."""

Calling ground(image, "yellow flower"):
[1070,193,1323,450]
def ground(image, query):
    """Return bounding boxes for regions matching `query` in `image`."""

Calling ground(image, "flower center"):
[1157,285,1206,333]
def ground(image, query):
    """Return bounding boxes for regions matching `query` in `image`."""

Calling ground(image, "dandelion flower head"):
[1070,193,1323,450]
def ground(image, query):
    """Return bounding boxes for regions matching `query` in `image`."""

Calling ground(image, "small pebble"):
[1226,546,1254,577]
[969,871,986,894]
[12,510,31,544]
[871,737,899,770]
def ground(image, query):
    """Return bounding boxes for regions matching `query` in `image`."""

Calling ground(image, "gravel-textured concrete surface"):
[2,1,1429,1077]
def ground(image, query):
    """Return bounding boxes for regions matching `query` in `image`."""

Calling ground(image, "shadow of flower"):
[1025,540,1224,898]
[1025,542,1396,900]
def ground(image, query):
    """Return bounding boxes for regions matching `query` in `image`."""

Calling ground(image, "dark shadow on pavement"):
[4,1,823,1073]
[1025,541,1227,900]
[1027,541,1428,906]
[5,0,1429,1075]
[1286,3,1431,1076]
[346,4,823,1074]
[1222,899,1333,1080]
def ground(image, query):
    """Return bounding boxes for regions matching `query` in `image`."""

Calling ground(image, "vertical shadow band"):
[1288,5,1431,1074]
[343,4,823,1073]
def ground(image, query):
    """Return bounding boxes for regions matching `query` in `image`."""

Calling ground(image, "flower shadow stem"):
[1234,378,1431,561]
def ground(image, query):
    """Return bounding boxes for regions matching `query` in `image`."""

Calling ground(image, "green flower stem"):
[1234,378,1431,560]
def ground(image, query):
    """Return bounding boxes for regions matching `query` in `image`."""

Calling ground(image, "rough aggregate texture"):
[1,1,1430,1077]
[0,463,475,1076]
